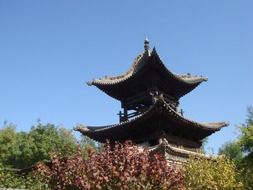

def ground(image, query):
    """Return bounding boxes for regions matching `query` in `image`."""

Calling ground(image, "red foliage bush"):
[37,141,184,190]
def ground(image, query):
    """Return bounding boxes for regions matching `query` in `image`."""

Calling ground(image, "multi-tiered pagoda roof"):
[76,39,227,162]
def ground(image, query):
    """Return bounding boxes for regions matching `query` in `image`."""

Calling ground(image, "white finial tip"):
[144,37,150,51]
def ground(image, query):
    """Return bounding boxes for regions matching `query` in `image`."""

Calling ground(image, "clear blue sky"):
[0,1,252,154]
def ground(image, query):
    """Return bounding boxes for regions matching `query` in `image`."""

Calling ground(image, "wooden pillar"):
[124,108,128,121]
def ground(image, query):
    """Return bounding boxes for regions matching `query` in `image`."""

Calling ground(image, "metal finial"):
[144,37,149,51]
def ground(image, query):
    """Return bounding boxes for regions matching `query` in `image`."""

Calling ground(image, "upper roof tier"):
[75,96,228,144]
[87,42,208,101]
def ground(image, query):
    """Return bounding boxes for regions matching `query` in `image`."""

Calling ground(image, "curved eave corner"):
[199,121,229,131]
[160,99,229,131]
[74,125,90,135]
[86,51,147,87]
[150,48,208,85]
[177,75,208,84]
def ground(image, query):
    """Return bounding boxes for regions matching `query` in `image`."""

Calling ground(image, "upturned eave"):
[86,48,207,100]
[75,98,228,143]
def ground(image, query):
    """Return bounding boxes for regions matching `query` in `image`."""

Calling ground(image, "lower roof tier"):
[75,98,228,144]
[148,141,206,163]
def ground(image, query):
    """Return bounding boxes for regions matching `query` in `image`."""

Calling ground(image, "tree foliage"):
[218,106,253,189]
[0,124,17,167]
[240,124,253,157]
[218,141,243,164]
[246,106,253,126]
[0,163,50,190]
[237,107,253,189]
[0,122,78,169]
[183,156,243,190]
[239,106,253,157]
[37,141,184,190]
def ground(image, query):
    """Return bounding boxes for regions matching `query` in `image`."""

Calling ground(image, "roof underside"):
[87,49,208,101]
[75,98,227,144]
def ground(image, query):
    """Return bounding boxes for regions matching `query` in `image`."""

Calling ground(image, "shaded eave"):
[148,142,205,160]
[87,49,208,100]
[75,99,228,143]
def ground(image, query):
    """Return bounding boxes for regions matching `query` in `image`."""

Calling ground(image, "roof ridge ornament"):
[144,37,150,51]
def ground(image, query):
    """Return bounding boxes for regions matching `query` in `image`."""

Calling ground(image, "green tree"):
[219,106,253,189]
[246,106,253,126]
[240,124,253,158]
[0,163,50,190]
[183,156,243,190]
[0,122,78,169]
[28,123,77,164]
[218,141,243,164]
[0,124,18,167]
[239,106,253,158]
[237,107,253,189]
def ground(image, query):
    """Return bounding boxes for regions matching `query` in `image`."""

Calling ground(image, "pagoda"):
[76,39,228,162]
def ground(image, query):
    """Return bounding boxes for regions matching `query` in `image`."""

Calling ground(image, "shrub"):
[183,156,243,190]
[37,141,184,190]
[0,164,50,190]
